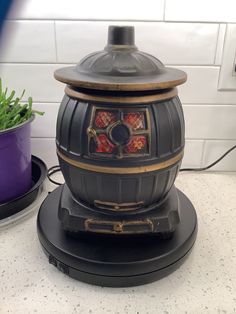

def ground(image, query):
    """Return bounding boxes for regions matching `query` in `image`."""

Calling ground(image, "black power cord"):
[180,145,236,172]
[47,145,236,185]
[47,165,62,186]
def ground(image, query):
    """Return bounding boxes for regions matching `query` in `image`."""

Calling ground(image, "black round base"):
[37,186,197,287]
[0,156,47,220]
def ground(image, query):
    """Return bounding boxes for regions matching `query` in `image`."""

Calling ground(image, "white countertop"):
[1,172,236,314]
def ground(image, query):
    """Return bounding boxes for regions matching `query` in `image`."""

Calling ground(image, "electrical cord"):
[180,144,236,172]
[47,165,62,186]
[47,145,236,185]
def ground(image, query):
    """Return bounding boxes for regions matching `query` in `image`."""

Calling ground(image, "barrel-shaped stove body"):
[56,89,184,212]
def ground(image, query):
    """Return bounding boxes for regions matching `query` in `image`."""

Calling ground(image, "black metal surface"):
[56,95,184,207]
[58,184,180,235]
[0,156,47,220]
[110,122,131,145]
[37,186,197,287]
[54,26,187,91]
[56,96,184,166]
[107,26,135,46]
[60,161,180,210]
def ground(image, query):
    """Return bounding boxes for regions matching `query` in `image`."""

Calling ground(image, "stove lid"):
[54,25,187,91]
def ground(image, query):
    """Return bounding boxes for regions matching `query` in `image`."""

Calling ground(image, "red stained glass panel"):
[125,135,147,153]
[94,110,116,129]
[123,112,145,130]
[96,134,115,153]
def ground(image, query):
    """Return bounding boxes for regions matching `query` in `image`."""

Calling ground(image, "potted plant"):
[0,79,43,204]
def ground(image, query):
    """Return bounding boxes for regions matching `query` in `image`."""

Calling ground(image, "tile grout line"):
[217,24,228,89]
[5,18,165,23]
[213,24,220,65]
[5,18,225,24]
[200,140,207,167]
[53,20,59,63]
[163,0,166,21]
[0,62,222,67]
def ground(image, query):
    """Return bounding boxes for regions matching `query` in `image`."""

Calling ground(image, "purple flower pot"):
[0,116,34,204]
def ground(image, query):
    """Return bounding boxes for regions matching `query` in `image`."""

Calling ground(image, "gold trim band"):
[65,86,177,104]
[84,219,154,234]
[57,150,183,174]
[94,200,144,211]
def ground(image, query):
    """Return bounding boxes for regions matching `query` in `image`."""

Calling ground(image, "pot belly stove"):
[37,25,197,287]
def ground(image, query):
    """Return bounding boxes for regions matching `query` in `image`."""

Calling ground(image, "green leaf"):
[0,82,44,130]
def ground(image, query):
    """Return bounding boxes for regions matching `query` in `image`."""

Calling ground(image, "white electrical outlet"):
[218,24,236,90]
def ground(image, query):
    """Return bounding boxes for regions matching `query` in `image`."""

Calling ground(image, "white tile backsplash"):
[214,24,226,65]
[182,140,205,168]
[177,66,236,104]
[218,24,236,90]
[31,138,57,167]
[0,21,56,63]
[1,1,236,171]
[0,64,65,102]
[8,0,165,21]
[135,23,218,65]
[31,103,59,138]
[165,0,236,23]
[183,105,236,139]
[56,21,218,65]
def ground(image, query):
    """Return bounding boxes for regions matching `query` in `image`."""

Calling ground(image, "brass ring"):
[57,149,184,174]
[65,86,178,104]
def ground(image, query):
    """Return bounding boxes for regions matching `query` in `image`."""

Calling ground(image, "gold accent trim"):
[85,219,154,234]
[65,86,178,104]
[54,67,187,91]
[94,200,144,211]
[87,127,97,138]
[87,106,151,159]
[57,149,184,174]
